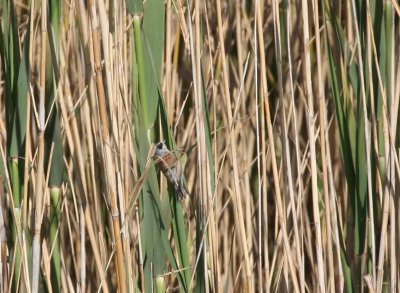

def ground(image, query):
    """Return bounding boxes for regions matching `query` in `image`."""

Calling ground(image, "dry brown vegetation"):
[0,0,399,292]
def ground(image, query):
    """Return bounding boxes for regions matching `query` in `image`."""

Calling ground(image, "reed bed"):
[0,0,399,292]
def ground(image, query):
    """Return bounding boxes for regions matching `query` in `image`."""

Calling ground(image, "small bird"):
[154,142,187,200]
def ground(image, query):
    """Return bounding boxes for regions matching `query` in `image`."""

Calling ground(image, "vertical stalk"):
[256,1,270,288]
[216,0,253,291]
[272,1,304,292]
[313,0,334,291]
[133,15,148,127]
[47,1,62,290]
[286,0,306,291]
[190,0,210,290]
[31,1,47,291]
[256,1,299,291]
[253,1,264,290]
[300,0,326,290]
[49,187,61,291]
[87,1,126,292]
[10,159,22,291]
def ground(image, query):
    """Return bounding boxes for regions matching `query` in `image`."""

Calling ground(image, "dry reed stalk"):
[300,0,326,291]
[58,24,111,293]
[31,1,48,292]
[87,0,125,292]
[20,4,35,289]
[187,0,212,291]
[216,0,254,291]
[256,2,300,292]
[312,1,335,291]
[257,10,270,292]
[272,0,305,291]
[285,1,307,292]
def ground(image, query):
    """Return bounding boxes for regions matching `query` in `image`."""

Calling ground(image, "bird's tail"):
[175,183,188,200]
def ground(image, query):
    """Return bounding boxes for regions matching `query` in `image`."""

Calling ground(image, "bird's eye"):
[156,143,163,149]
